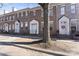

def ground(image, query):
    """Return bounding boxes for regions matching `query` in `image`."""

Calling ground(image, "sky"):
[0,3,39,15]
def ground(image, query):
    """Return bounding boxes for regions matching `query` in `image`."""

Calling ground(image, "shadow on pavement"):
[0,52,10,56]
[0,34,40,39]
[0,40,43,46]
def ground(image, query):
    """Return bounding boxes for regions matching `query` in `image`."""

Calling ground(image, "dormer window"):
[61,6,65,15]
[19,12,21,17]
[71,4,76,14]
[48,9,53,16]
[23,11,26,16]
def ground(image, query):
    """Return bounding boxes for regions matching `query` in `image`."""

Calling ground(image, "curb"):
[14,44,70,56]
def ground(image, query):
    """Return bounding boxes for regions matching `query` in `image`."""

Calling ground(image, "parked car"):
[73,32,79,40]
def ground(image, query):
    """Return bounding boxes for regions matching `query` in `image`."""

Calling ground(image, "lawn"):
[30,38,79,55]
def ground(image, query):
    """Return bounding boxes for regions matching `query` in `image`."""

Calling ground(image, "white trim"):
[15,21,20,33]
[26,11,28,16]
[60,6,65,15]
[25,22,28,27]
[9,24,11,30]
[71,4,76,13]
[21,22,23,27]
[0,25,2,30]
[12,24,15,30]
[59,16,70,35]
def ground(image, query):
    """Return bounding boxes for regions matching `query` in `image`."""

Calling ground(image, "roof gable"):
[59,15,69,21]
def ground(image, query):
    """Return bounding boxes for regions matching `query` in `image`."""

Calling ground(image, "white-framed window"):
[10,16,11,20]
[17,13,19,17]
[0,26,2,30]
[13,15,15,19]
[0,26,1,29]
[21,22,23,27]
[7,17,8,20]
[9,24,11,30]
[41,11,43,17]
[12,24,15,30]
[0,18,2,21]
[61,6,65,15]
[26,11,28,16]
[3,25,5,30]
[71,4,76,13]
[48,9,53,16]
[33,11,36,16]
[21,12,23,17]
[25,22,28,27]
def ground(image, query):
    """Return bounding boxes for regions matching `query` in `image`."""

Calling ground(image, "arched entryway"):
[15,21,20,33]
[30,20,39,34]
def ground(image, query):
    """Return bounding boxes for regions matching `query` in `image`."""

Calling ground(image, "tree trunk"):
[39,3,51,48]
[43,4,50,43]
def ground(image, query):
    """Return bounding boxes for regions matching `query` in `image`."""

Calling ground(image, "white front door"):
[30,20,39,34]
[15,21,20,33]
[5,23,8,32]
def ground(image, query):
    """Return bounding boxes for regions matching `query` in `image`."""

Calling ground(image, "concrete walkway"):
[0,44,53,56]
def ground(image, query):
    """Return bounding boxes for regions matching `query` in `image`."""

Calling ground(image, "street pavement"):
[0,34,52,56]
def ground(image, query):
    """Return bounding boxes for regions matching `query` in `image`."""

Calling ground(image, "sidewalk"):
[0,34,41,42]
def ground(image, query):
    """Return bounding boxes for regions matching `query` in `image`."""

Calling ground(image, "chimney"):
[12,7,14,12]
[4,10,5,14]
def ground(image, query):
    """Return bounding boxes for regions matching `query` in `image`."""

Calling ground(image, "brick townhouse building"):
[0,3,79,36]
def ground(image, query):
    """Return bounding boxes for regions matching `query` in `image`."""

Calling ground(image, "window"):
[9,24,11,30]
[19,12,21,17]
[3,25,5,30]
[33,11,36,16]
[36,9,41,16]
[25,22,28,27]
[16,13,17,17]
[21,22,23,27]
[48,9,53,16]
[26,11,28,16]
[2,18,3,21]
[12,24,14,30]
[0,18,2,21]
[23,11,26,16]
[13,15,15,19]
[21,12,23,17]
[61,25,65,29]
[0,25,2,30]
[41,10,43,17]
[30,11,34,16]
[7,17,8,20]
[9,16,11,20]
[61,6,65,15]
[11,16,13,20]
[5,17,7,21]
[71,4,75,13]
[27,11,30,16]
